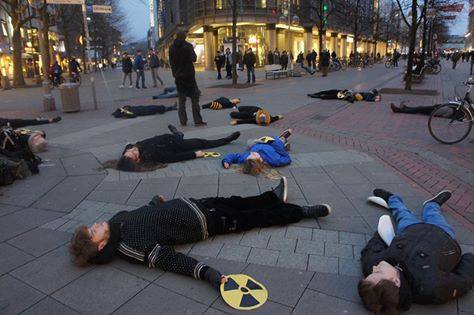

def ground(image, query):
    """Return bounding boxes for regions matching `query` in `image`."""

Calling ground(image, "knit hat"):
[255,109,271,126]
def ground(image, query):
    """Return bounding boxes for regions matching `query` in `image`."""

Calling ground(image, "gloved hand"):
[203,266,223,290]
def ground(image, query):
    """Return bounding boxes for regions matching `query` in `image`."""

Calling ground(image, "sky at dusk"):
[119,1,470,42]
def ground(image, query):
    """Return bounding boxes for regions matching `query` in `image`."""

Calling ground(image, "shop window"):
[216,0,223,10]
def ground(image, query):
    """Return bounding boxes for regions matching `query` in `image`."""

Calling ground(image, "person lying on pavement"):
[112,124,240,172]
[358,188,474,314]
[112,104,177,118]
[229,106,283,126]
[69,177,331,289]
[222,129,292,176]
[201,97,241,110]
[308,89,381,102]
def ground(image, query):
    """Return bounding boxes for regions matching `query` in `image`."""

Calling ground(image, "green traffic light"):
[323,4,328,11]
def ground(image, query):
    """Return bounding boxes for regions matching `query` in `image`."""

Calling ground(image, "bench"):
[265,64,289,79]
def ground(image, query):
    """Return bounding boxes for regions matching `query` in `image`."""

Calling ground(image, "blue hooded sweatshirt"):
[222,138,291,167]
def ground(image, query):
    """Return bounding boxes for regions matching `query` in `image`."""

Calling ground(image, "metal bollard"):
[42,80,56,111]
[91,76,98,110]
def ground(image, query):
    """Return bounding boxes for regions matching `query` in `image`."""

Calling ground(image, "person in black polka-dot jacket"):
[69,177,331,289]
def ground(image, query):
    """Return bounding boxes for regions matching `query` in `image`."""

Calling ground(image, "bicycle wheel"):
[428,104,473,144]
[432,64,441,74]
[385,61,392,68]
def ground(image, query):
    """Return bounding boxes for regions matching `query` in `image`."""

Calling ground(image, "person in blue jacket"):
[222,129,292,175]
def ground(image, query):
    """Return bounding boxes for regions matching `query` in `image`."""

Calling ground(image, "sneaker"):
[302,204,331,218]
[50,116,62,123]
[272,176,288,203]
[373,188,393,203]
[119,85,124,89]
[284,142,291,151]
[423,190,452,207]
[128,85,133,89]
[279,128,293,140]
[194,121,208,127]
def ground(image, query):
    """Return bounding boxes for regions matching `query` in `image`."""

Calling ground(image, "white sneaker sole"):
[368,196,389,209]
[281,176,288,203]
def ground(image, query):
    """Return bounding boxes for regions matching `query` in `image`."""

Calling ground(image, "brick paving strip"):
[273,102,474,230]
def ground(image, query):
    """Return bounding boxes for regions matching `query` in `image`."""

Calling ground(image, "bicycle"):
[428,79,474,144]
[385,58,395,69]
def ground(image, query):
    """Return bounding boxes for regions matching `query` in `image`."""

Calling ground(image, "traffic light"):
[322,4,328,12]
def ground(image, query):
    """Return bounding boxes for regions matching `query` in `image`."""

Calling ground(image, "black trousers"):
[0,118,50,129]
[202,102,234,110]
[398,105,438,115]
[126,105,174,116]
[226,64,232,78]
[307,89,341,99]
[229,106,280,125]
[172,137,230,151]
[216,65,222,79]
[196,191,304,236]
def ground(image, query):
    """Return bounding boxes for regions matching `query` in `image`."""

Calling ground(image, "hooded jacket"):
[361,223,474,311]
[169,38,198,96]
[222,138,291,167]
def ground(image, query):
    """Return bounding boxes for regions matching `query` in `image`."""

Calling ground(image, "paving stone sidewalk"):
[0,62,473,314]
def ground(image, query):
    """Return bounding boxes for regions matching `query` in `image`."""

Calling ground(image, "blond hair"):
[28,135,48,153]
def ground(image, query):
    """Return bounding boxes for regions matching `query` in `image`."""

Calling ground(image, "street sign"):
[46,0,84,4]
[92,5,112,14]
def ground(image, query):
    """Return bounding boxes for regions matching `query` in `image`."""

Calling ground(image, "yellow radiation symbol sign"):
[203,151,221,158]
[256,136,274,144]
[220,274,268,311]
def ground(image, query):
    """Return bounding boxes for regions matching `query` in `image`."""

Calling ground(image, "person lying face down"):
[112,104,177,118]
[115,124,241,172]
[308,89,381,103]
[229,106,283,126]
[222,129,292,175]
[201,97,241,110]
[390,101,460,118]
[359,188,474,314]
[69,178,331,289]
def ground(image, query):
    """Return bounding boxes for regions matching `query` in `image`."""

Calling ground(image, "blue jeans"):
[388,195,455,239]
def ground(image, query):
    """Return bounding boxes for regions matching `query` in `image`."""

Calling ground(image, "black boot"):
[226,131,241,142]
[373,188,393,203]
[302,204,331,218]
[423,190,452,207]
[168,124,184,138]
[390,103,402,113]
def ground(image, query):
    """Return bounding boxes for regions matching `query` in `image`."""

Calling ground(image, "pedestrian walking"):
[214,50,225,79]
[236,49,243,71]
[320,49,330,77]
[148,48,164,87]
[225,48,232,79]
[243,47,256,84]
[296,51,304,64]
[452,51,461,69]
[134,50,146,89]
[169,29,206,126]
[267,50,274,65]
[311,49,318,69]
[280,51,289,70]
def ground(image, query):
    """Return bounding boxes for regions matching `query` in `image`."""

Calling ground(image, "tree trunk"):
[12,27,25,87]
[405,0,418,90]
[231,0,237,87]
[420,8,427,62]
[38,6,51,80]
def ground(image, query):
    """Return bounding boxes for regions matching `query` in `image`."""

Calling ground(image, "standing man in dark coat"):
[214,50,224,79]
[267,50,274,65]
[306,51,312,68]
[120,52,133,88]
[243,47,256,84]
[319,49,330,77]
[358,188,474,314]
[148,48,164,87]
[311,49,318,69]
[169,29,206,126]
[224,48,233,79]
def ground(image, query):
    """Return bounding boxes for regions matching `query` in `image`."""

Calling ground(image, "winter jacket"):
[122,57,133,73]
[280,54,289,66]
[225,52,232,66]
[90,198,213,280]
[169,38,198,96]
[267,52,274,64]
[149,54,160,68]
[124,134,196,164]
[243,51,256,68]
[222,138,291,167]
[134,55,145,71]
[361,223,474,311]
[320,51,330,67]
[214,53,225,67]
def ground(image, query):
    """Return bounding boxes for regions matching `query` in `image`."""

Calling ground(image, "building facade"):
[154,0,388,69]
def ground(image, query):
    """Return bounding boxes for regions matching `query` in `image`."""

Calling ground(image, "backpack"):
[0,159,16,186]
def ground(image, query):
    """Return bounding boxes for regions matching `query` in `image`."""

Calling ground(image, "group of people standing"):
[267,49,292,70]
[120,49,164,89]
[214,47,257,84]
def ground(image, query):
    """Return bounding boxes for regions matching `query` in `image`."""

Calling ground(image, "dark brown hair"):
[69,226,98,267]
[358,279,399,315]
[102,157,166,172]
